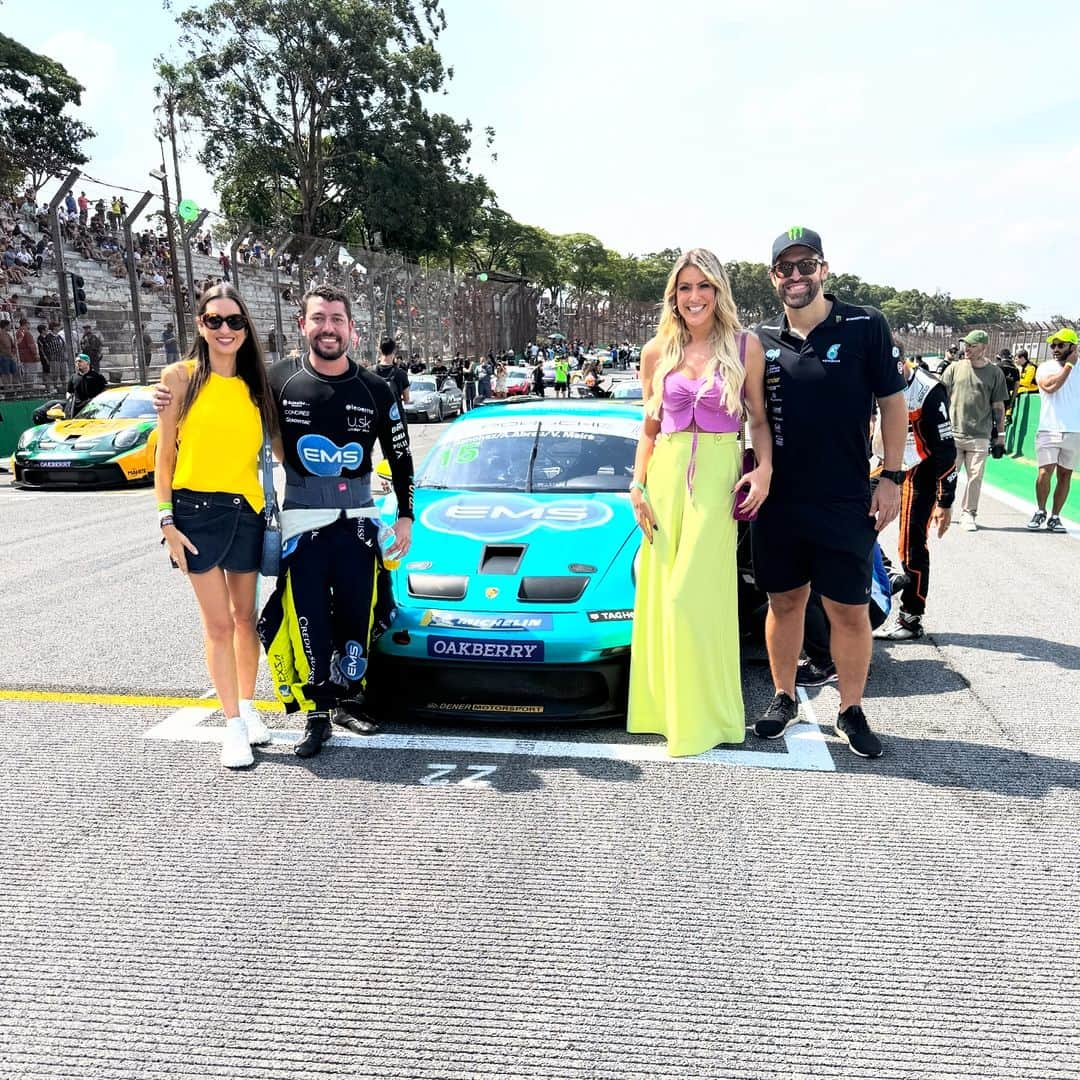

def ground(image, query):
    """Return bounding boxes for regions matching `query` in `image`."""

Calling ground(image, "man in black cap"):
[67,353,107,414]
[751,227,908,758]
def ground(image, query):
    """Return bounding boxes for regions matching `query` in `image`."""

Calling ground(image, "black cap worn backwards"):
[771,226,825,265]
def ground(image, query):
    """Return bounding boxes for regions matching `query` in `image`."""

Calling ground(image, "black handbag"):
[258,428,282,578]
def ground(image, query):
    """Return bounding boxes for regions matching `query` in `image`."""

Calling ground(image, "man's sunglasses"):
[1050,340,1073,349]
[201,313,248,331]
[772,258,823,278]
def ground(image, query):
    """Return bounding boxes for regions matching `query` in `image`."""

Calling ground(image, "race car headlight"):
[17,428,38,449]
[112,427,146,450]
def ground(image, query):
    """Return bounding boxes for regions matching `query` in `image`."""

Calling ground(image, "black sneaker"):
[1046,516,1067,534]
[754,692,800,739]
[1027,509,1047,530]
[834,706,883,758]
[796,658,838,687]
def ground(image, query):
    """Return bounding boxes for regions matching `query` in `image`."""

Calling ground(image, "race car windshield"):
[78,393,158,420]
[417,426,637,492]
[411,378,437,392]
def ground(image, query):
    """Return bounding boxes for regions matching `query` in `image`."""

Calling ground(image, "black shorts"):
[751,500,877,606]
[172,489,264,575]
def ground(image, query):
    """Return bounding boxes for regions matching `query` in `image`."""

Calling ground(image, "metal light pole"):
[150,156,188,354]
[229,219,252,298]
[180,208,209,313]
[268,229,291,364]
[47,169,81,373]
[123,192,155,384]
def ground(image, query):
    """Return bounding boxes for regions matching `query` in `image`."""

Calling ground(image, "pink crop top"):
[657,332,746,497]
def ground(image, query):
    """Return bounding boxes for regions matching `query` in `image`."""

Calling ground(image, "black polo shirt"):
[754,295,904,511]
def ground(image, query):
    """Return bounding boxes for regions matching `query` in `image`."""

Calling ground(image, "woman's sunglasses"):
[201,313,248,331]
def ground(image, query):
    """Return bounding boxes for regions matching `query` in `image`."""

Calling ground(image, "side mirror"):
[46,406,65,420]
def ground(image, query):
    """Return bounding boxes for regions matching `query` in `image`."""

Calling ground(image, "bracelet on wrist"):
[159,514,174,529]
[157,501,173,512]
[630,480,646,495]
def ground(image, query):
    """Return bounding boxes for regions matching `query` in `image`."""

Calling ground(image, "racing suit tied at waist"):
[284,466,373,509]
[281,467,380,543]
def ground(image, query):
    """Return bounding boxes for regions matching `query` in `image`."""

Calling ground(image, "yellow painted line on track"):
[0,689,279,711]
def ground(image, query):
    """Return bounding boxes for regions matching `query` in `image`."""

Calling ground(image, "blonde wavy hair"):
[645,248,744,419]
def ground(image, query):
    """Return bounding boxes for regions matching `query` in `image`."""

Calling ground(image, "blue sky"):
[9,0,1080,319]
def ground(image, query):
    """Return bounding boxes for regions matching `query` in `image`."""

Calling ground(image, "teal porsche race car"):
[370,400,643,721]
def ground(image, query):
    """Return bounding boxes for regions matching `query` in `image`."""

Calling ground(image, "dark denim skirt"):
[172,489,264,574]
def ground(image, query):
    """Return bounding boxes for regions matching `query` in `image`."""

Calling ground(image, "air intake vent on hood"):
[517,576,588,603]
[480,544,526,574]
[408,574,468,600]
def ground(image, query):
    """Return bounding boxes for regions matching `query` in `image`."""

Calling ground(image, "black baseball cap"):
[771,226,825,264]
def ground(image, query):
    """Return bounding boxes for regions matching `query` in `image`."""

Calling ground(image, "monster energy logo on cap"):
[772,225,824,264]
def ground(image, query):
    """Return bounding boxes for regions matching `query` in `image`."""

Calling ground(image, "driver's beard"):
[310,336,346,361]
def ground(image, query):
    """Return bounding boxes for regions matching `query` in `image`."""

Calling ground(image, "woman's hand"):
[163,524,199,575]
[630,488,658,544]
[733,464,771,516]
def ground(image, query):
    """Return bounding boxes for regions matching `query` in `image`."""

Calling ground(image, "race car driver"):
[258,284,414,757]
[872,357,957,640]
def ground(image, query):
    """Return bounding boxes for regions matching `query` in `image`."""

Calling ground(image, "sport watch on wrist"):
[879,469,905,485]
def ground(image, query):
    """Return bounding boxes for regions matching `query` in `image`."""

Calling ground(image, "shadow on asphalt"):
[932,632,1080,670]
[862,656,970,697]
[828,733,1080,798]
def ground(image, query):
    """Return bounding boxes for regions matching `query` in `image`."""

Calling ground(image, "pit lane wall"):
[0,398,47,461]
[992,391,1079,520]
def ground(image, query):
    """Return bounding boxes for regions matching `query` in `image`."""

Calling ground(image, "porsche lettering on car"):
[11,385,160,489]
[369,400,644,722]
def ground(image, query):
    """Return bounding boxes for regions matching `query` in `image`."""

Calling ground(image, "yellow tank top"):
[173,361,264,513]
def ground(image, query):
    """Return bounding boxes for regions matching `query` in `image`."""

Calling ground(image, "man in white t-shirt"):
[1029,327,1080,533]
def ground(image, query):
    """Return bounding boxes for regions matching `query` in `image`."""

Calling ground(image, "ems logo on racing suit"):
[297,433,364,476]
[422,494,613,542]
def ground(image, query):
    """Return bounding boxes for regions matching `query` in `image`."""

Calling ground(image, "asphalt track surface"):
[1,411,1078,1080]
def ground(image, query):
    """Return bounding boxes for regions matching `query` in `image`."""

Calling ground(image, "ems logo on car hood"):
[421,494,613,541]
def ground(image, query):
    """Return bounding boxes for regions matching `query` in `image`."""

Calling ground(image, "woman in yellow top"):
[155,284,278,769]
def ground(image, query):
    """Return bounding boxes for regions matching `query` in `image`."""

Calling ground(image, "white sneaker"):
[240,702,272,746]
[961,511,977,532]
[220,716,254,769]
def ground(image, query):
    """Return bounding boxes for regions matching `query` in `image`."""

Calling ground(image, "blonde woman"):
[155,283,278,769]
[627,249,772,755]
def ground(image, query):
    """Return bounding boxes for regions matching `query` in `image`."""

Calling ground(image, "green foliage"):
[168,0,485,250]
[0,32,94,196]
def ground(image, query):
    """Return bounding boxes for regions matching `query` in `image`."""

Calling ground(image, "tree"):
[725,260,777,323]
[168,0,487,248]
[0,33,94,197]
[561,232,609,298]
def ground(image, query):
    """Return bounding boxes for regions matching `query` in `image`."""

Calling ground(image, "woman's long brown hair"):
[178,283,277,436]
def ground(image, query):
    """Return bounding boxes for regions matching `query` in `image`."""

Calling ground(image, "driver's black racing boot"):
[294,712,333,758]
[333,698,380,736]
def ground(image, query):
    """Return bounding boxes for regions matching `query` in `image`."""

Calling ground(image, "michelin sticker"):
[422,611,553,632]
[422,494,613,542]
